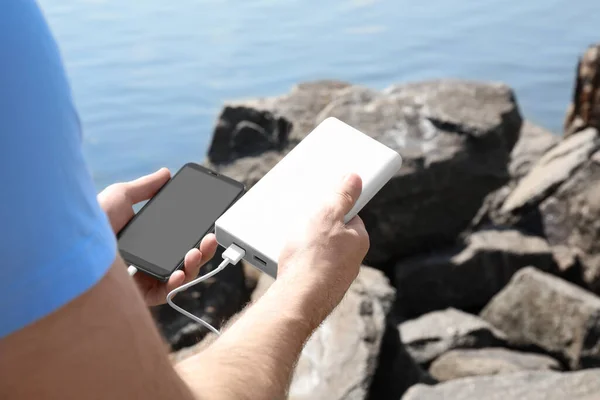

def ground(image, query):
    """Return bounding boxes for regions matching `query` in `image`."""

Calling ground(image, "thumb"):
[125,168,171,204]
[329,173,362,220]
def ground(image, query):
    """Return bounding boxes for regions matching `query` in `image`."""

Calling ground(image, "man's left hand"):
[97,168,217,306]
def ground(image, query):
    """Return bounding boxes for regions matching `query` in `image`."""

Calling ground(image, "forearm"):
[176,274,319,400]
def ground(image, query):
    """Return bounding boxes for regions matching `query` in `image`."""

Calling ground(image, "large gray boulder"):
[400,308,507,367]
[395,229,558,317]
[402,370,600,400]
[206,80,352,187]
[289,267,426,400]
[429,348,562,382]
[206,80,522,267]
[481,267,600,369]
[474,128,600,292]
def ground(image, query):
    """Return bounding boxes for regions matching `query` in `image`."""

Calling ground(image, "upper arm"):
[0,0,116,338]
[0,3,193,398]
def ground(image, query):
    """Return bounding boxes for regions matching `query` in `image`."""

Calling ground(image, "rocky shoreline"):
[155,44,600,399]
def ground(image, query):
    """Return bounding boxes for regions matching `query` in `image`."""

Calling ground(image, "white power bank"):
[214,117,402,277]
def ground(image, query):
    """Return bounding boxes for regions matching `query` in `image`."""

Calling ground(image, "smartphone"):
[117,163,245,281]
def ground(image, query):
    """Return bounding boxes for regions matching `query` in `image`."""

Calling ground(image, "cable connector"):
[127,265,138,276]
[166,244,246,336]
[222,243,245,265]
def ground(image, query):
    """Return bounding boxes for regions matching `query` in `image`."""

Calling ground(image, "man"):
[0,2,370,399]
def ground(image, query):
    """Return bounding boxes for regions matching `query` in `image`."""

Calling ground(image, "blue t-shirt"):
[0,1,117,338]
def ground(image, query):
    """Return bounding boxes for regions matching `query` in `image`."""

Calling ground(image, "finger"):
[183,248,203,282]
[327,173,362,220]
[181,235,217,283]
[125,168,171,204]
[198,233,218,264]
[165,270,186,294]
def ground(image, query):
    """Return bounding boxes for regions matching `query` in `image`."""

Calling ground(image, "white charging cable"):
[126,244,245,335]
[165,244,245,336]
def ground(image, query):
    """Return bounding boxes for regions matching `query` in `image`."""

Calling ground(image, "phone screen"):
[117,164,244,277]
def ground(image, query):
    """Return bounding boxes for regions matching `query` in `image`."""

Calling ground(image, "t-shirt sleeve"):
[0,1,117,338]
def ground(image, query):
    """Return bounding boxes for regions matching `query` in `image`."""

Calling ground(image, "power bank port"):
[253,255,267,266]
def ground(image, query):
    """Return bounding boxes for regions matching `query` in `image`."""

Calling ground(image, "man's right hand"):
[177,173,370,400]
[277,173,370,326]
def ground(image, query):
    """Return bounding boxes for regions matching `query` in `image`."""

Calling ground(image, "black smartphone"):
[117,163,245,281]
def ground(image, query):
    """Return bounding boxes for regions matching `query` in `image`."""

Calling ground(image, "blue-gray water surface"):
[38,0,598,190]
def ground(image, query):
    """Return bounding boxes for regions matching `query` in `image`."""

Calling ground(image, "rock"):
[429,348,562,382]
[509,121,559,179]
[207,79,522,267]
[234,80,353,144]
[469,121,559,231]
[481,267,600,369]
[470,121,558,231]
[472,128,600,291]
[399,308,507,367]
[395,229,558,317]
[289,267,424,400]
[206,80,352,181]
[501,128,598,214]
[152,249,250,350]
[564,43,600,137]
[368,323,434,400]
[207,106,292,164]
[402,370,600,400]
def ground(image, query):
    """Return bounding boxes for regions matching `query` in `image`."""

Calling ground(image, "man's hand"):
[97,168,217,306]
[277,173,370,325]
[177,173,371,400]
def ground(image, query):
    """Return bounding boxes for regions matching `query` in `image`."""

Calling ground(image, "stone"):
[288,267,424,400]
[402,370,600,400]
[481,267,600,369]
[501,128,598,214]
[233,80,353,144]
[152,249,250,350]
[471,128,600,292]
[207,80,523,268]
[207,106,292,164]
[368,323,434,400]
[564,43,600,137]
[429,348,562,382]
[205,80,352,184]
[399,308,507,367]
[395,229,558,317]
[470,120,558,231]
[509,120,559,179]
